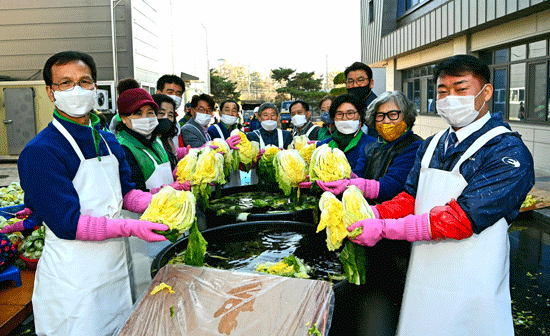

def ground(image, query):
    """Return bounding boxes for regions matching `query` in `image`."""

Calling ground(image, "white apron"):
[33,119,132,336]
[141,139,174,190]
[397,126,513,336]
[250,129,284,185]
[136,144,173,274]
[213,124,241,188]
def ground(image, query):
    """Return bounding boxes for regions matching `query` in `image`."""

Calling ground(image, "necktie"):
[446,132,458,153]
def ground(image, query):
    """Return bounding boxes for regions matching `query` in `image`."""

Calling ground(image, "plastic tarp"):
[116,264,335,336]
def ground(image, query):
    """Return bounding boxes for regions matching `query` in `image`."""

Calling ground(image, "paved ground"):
[0,163,19,186]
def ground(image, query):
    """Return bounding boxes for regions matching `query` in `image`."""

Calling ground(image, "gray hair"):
[366,91,418,129]
[258,102,279,116]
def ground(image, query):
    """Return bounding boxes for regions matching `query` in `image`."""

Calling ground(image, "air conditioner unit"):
[95,89,109,110]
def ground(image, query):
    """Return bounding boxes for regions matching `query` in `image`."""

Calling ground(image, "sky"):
[180,0,362,77]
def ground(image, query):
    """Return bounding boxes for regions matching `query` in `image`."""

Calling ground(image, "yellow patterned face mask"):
[376,120,408,142]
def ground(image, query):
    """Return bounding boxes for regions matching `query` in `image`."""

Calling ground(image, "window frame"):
[480,36,550,125]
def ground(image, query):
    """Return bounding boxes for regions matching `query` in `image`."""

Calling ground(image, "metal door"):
[3,88,36,155]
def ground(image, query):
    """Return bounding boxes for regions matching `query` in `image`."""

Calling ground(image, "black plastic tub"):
[203,184,317,228]
[151,221,376,336]
[151,221,338,279]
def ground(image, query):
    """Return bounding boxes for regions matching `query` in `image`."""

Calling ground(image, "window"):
[398,0,429,16]
[529,40,547,59]
[479,37,550,124]
[492,68,507,115]
[402,62,438,114]
[528,63,548,121]
[369,0,374,23]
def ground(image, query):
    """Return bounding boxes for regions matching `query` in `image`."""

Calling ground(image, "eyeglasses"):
[375,110,401,122]
[334,110,358,120]
[196,106,213,114]
[51,79,95,91]
[346,77,369,86]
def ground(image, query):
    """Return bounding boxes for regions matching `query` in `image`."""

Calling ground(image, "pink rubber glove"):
[15,208,32,219]
[349,178,380,199]
[316,179,350,195]
[298,182,312,189]
[226,135,242,150]
[381,213,431,241]
[123,189,152,213]
[176,145,191,160]
[173,166,178,180]
[76,215,168,242]
[347,213,431,246]
[350,171,359,179]
[199,143,219,150]
[371,206,380,219]
[347,218,384,246]
[298,175,311,189]
[149,181,191,195]
[0,221,25,234]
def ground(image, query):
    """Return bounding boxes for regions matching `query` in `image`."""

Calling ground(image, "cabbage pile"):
[176,148,200,183]
[290,135,316,165]
[176,146,225,206]
[209,138,238,176]
[230,129,259,170]
[190,147,225,186]
[257,145,280,184]
[309,144,351,182]
[141,187,196,243]
[0,182,24,207]
[342,185,376,227]
[273,149,308,196]
[255,255,311,279]
[317,186,375,285]
[340,185,375,285]
[290,135,309,150]
[317,192,346,251]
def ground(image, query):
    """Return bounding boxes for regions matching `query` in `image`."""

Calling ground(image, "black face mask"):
[348,85,371,102]
[155,118,175,138]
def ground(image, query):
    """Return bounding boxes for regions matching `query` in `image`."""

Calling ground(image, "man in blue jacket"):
[348,54,534,336]
[17,51,169,335]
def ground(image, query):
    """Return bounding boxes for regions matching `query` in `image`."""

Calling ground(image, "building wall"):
[370,6,550,173]
[0,0,133,83]
[0,81,52,155]
[362,0,550,65]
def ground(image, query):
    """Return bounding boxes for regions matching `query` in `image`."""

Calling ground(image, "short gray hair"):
[366,91,418,129]
[258,102,279,116]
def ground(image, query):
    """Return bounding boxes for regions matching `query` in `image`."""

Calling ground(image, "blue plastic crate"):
[0,204,26,219]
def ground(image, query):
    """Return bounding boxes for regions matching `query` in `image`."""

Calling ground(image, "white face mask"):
[335,120,360,134]
[291,114,307,128]
[167,95,182,110]
[221,114,239,126]
[53,86,97,118]
[436,85,487,128]
[130,117,158,137]
[261,120,278,131]
[194,112,212,126]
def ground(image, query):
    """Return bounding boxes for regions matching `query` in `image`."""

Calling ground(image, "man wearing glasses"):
[16,51,169,335]
[345,62,379,137]
[180,93,216,148]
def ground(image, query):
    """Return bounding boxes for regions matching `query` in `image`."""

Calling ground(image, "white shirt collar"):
[448,112,491,145]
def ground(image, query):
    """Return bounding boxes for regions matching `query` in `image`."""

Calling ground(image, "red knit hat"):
[117,88,159,115]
